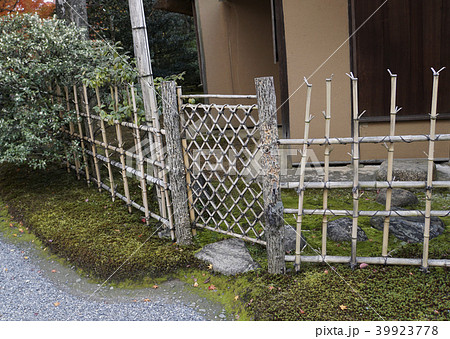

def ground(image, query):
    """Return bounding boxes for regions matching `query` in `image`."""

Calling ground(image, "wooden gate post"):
[161,81,193,246]
[255,77,285,274]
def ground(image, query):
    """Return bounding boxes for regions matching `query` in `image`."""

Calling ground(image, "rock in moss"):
[327,217,368,242]
[194,238,260,275]
[370,211,445,243]
[376,188,419,207]
[376,159,436,181]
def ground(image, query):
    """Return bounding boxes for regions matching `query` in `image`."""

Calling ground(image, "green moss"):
[0,163,448,321]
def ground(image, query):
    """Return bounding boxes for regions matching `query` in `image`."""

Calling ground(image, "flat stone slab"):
[376,159,436,181]
[327,217,368,242]
[194,238,260,275]
[370,213,445,243]
[376,188,419,207]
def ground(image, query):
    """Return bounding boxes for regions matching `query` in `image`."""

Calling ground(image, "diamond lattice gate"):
[178,92,266,245]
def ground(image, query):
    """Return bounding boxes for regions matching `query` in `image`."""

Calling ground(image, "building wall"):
[194,0,281,111]
[282,0,449,162]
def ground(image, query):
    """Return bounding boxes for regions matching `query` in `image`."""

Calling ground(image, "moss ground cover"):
[0,163,448,320]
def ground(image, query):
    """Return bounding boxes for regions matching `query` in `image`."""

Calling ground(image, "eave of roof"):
[154,0,193,16]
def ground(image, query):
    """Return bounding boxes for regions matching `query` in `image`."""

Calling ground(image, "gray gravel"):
[0,237,211,321]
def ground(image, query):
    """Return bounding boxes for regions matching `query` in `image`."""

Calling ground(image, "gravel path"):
[0,236,210,321]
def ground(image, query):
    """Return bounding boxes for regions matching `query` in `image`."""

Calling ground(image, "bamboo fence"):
[280,69,450,271]
[61,82,173,234]
[51,69,449,272]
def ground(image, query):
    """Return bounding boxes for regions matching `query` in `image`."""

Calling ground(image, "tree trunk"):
[56,0,88,38]
[256,76,286,274]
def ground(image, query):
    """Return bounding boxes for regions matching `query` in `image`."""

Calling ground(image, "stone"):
[376,188,419,207]
[370,211,445,243]
[194,238,261,275]
[327,218,368,242]
[284,225,306,252]
[376,159,436,181]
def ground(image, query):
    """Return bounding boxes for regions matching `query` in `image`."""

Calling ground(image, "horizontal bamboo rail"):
[180,94,257,99]
[284,255,450,267]
[195,223,267,245]
[182,103,258,111]
[77,112,166,135]
[281,180,450,189]
[279,134,450,145]
[82,149,168,188]
[283,208,450,217]
[67,130,165,169]
[68,164,169,226]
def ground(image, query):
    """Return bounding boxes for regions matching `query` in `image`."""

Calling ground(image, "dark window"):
[351,0,450,121]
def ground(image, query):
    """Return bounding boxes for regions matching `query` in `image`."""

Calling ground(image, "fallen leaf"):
[51,270,57,273]
[4,268,7,272]
[234,295,239,301]
[208,284,216,290]
[203,277,210,284]
[193,282,199,287]
[24,257,28,260]
[85,199,89,202]
[268,286,274,290]
[324,269,329,274]
[114,229,120,233]
[208,264,213,270]
[339,305,347,310]
[12,234,17,237]
[202,273,205,276]
[152,285,158,289]
[434,310,439,314]
[18,228,23,233]
[409,272,413,275]
[132,299,137,302]
[359,263,369,269]
[300,309,305,314]
[53,302,60,307]
[143,298,150,302]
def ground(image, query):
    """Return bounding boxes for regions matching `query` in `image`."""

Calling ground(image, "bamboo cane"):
[55,84,71,173]
[130,84,150,225]
[65,86,81,180]
[347,73,360,268]
[83,84,102,192]
[95,86,115,200]
[422,67,445,271]
[73,85,90,185]
[283,208,449,217]
[382,70,399,257]
[278,133,450,145]
[295,78,313,272]
[178,86,197,236]
[321,76,332,257]
[282,180,450,189]
[112,87,132,213]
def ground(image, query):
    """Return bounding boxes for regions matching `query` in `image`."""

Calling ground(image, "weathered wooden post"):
[255,77,285,274]
[161,81,193,246]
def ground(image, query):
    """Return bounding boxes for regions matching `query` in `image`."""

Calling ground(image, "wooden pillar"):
[255,76,285,274]
[161,81,193,246]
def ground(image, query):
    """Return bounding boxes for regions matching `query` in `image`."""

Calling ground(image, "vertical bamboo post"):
[321,76,332,258]
[294,78,313,272]
[113,87,132,213]
[83,84,102,192]
[56,84,71,173]
[422,67,444,271]
[95,87,115,200]
[382,70,399,257]
[177,86,197,236]
[130,84,150,225]
[348,72,360,268]
[256,76,285,274]
[161,81,193,245]
[64,86,81,180]
[73,85,90,185]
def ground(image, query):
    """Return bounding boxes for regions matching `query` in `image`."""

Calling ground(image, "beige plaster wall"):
[282,0,449,162]
[195,0,281,109]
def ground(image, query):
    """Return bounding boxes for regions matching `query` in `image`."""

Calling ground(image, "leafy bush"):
[0,14,127,168]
